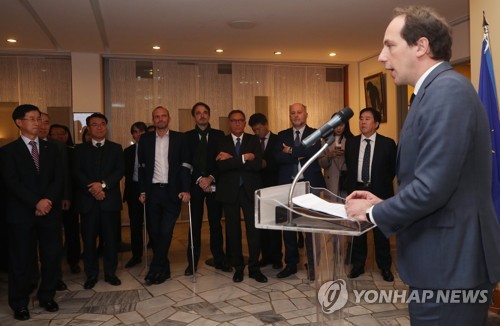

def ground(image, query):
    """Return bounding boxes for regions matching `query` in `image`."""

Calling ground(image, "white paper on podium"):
[292,193,348,218]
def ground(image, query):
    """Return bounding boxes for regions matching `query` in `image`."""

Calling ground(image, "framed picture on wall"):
[364,72,387,123]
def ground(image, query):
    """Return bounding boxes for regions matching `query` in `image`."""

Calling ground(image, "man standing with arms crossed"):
[346,6,500,325]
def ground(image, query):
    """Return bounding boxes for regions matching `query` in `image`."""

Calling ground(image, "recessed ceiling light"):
[329,52,337,57]
[274,51,282,55]
[215,49,224,53]
[152,45,160,50]
[7,39,17,43]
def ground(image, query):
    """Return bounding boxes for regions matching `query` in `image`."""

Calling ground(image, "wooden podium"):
[255,182,375,324]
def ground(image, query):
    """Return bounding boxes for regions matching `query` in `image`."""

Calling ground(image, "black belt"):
[153,183,168,188]
[357,182,371,188]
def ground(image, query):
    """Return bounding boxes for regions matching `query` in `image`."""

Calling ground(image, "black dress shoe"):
[154,272,170,284]
[70,264,81,274]
[348,266,365,279]
[14,307,30,321]
[381,269,394,282]
[125,257,142,268]
[39,300,59,312]
[233,270,244,283]
[184,265,197,276]
[276,265,297,278]
[249,270,268,283]
[272,262,283,269]
[215,261,233,272]
[104,274,122,286]
[56,279,67,291]
[144,271,156,285]
[84,276,98,289]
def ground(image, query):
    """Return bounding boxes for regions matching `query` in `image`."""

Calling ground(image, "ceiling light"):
[7,39,17,43]
[152,45,160,50]
[329,52,337,57]
[274,51,282,55]
[215,49,224,53]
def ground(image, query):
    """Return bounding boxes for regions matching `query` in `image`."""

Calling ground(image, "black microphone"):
[301,107,354,147]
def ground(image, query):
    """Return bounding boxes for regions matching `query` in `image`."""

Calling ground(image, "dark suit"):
[275,126,326,269]
[216,133,262,272]
[138,131,191,274]
[123,144,144,260]
[345,133,396,271]
[185,127,227,268]
[259,132,282,265]
[74,140,124,278]
[2,137,63,310]
[373,62,500,323]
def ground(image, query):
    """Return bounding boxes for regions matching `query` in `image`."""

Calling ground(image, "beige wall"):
[470,0,500,96]
[71,52,103,113]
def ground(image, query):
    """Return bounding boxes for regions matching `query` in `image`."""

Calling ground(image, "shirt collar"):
[414,61,444,95]
[21,135,38,146]
[92,139,106,147]
[231,133,244,142]
[361,133,377,142]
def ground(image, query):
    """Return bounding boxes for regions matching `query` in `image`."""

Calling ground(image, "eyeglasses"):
[90,122,107,127]
[21,118,42,123]
[229,119,245,124]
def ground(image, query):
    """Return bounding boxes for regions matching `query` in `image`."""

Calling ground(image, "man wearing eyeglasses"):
[74,113,124,290]
[1,104,63,321]
[215,110,267,283]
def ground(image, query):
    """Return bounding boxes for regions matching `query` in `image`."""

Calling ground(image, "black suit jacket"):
[138,130,191,200]
[275,126,326,187]
[185,127,224,184]
[74,140,124,214]
[215,133,263,203]
[345,133,396,199]
[261,132,279,187]
[2,138,63,225]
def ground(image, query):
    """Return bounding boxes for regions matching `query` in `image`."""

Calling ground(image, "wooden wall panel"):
[0,57,19,102]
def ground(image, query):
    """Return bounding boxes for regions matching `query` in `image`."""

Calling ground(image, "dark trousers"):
[408,283,494,325]
[223,187,260,272]
[260,229,283,265]
[8,218,62,310]
[283,231,314,268]
[80,207,119,278]
[126,182,144,259]
[62,206,81,266]
[350,226,392,270]
[188,184,226,267]
[146,184,181,273]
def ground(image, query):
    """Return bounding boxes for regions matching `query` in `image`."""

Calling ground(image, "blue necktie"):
[235,138,243,185]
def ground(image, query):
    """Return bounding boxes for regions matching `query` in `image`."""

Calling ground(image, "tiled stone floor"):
[1,222,499,325]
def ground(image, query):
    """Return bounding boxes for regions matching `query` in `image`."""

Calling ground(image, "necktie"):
[294,130,301,146]
[235,137,241,155]
[196,132,208,175]
[260,137,266,152]
[29,140,40,171]
[235,138,242,185]
[293,131,301,178]
[361,139,371,184]
[409,93,415,106]
[96,142,102,148]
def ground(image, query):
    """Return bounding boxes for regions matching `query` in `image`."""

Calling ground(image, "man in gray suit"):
[346,6,500,325]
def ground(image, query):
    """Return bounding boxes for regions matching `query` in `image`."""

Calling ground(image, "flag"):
[479,13,500,223]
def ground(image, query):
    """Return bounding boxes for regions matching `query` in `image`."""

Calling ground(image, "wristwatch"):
[101,181,107,190]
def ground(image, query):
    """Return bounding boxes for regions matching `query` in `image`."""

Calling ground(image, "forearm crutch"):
[188,200,196,283]
[143,203,149,274]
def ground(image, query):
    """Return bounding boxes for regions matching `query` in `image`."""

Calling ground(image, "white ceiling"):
[0,0,469,64]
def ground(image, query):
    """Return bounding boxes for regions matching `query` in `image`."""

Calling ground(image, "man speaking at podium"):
[345,6,500,325]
